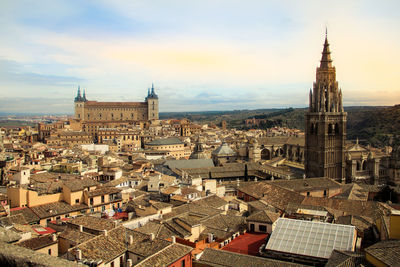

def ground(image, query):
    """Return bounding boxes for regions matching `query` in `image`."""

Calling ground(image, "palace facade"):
[73,84,159,137]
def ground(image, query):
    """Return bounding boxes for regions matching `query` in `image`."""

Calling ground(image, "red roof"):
[112,212,128,220]
[33,227,56,235]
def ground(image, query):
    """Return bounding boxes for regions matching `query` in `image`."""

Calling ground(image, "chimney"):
[76,249,82,261]
[79,225,83,232]
[52,234,57,242]
[171,236,176,243]
[104,230,108,236]
[150,233,155,241]
[129,235,133,245]
[208,233,214,243]
[127,259,133,267]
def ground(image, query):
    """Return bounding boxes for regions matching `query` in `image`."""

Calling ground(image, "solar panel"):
[265,218,356,259]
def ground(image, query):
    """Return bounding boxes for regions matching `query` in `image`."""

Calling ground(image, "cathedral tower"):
[305,32,347,182]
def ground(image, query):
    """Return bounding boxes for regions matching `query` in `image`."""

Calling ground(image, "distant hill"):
[161,105,400,147]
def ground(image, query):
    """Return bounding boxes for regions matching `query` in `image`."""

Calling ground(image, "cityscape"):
[1,1,400,267]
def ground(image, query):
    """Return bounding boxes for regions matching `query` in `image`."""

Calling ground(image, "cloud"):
[0,0,399,113]
[0,97,73,114]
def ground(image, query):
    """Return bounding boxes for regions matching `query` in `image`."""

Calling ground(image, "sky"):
[0,0,399,114]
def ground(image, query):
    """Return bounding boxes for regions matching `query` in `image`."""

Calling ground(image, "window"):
[75,199,79,204]
[102,206,105,212]
[101,196,105,203]
[111,262,114,267]
[48,249,51,255]
[259,225,267,232]
[307,192,310,196]
[181,259,185,267]
[323,190,327,197]
[46,218,51,224]
[90,208,94,213]
[90,198,94,205]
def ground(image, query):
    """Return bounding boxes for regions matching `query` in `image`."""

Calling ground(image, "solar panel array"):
[265,218,355,259]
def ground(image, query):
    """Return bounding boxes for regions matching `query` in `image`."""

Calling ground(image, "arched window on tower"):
[328,124,333,134]
[335,123,339,134]
[356,161,361,171]
[310,124,314,134]
[362,161,367,170]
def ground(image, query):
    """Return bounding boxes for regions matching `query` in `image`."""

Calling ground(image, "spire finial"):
[320,29,332,68]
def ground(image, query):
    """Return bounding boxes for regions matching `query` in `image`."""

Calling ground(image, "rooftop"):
[265,218,356,259]
[67,215,116,232]
[364,240,400,266]
[17,235,56,250]
[135,243,192,267]
[198,248,306,267]
[146,137,184,146]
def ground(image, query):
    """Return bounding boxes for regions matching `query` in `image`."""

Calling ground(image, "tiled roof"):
[192,195,228,209]
[365,240,400,266]
[164,159,214,169]
[0,214,28,227]
[30,202,88,219]
[270,177,342,191]
[72,226,171,263]
[247,210,280,224]
[59,229,95,243]
[146,137,183,146]
[238,181,305,210]
[67,216,116,232]
[198,248,306,267]
[162,201,224,221]
[135,243,192,267]
[64,178,99,192]
[326,250,364,267]
[10,207,40,224]
[85,101,146,107]
[301,197,387,221]
[183,162,263,179]
[335,215,373,232]
[17,235,56,250]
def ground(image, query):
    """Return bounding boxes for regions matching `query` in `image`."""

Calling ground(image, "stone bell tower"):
[305,32,347,182]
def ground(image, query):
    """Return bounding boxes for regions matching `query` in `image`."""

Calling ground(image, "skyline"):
[1,0,400,114]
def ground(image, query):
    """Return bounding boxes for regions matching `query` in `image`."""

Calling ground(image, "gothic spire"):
[320,32,332,69]
[75,85,83,102]
[83,89,87,101]
[151,83,155,95]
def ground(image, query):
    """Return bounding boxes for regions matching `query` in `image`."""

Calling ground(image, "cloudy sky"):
[0,0,399,114]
